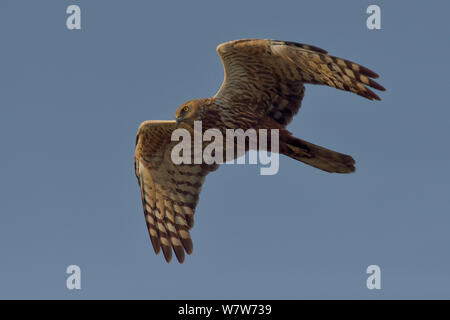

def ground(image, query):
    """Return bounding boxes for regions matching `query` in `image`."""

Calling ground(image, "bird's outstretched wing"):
[134,120,218,263]
[214,39,385,126]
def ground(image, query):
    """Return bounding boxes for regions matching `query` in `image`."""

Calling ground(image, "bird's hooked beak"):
[176,115,184,125]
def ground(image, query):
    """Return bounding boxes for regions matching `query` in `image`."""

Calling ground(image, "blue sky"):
[1,0,449,299]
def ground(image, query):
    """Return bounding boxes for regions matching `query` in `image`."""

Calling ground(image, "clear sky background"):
[1,0,449,299]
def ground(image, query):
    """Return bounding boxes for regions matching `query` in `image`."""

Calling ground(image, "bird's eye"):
[183,106,190,112]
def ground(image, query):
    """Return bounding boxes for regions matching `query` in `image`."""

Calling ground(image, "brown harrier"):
[134,39,385,263]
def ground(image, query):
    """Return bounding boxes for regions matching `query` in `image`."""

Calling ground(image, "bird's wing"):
[214,39,385,126]
[134,120,219,263]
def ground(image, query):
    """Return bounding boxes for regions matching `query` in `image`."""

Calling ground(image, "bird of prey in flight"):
[134,39,385,263]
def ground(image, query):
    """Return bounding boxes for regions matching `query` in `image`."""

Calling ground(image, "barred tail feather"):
[280,132,355,173]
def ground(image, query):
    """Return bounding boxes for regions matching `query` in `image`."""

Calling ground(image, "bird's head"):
[174,99,209,125]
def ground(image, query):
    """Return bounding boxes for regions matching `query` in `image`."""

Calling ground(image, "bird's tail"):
[279,131,355,173]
